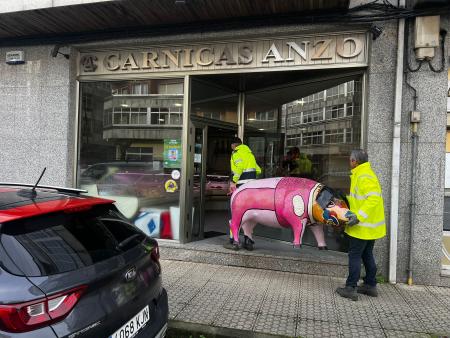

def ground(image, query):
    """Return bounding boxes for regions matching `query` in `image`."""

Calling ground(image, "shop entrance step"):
[158,235,348,278]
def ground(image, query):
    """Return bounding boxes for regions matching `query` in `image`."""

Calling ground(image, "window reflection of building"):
[246,109,277,132]
[284,79,362,191]
[104,81,183,129]
[78,79,185,239]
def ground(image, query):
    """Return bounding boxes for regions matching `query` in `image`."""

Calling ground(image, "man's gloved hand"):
[345,211,359,226]
[228,182,237,196]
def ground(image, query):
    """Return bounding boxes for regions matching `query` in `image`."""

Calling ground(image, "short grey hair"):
[350,149,368,165]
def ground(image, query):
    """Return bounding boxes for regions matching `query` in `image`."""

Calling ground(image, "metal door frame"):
[188,117,238,241]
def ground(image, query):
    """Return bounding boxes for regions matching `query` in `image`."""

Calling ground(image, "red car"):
[0,183,167,338]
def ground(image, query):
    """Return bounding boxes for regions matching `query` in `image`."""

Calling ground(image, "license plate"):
[110,306,150,338]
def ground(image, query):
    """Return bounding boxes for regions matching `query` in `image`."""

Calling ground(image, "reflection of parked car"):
[0,183,168,338]
[80,162,156,184]
[205,175,230,195]
[80,162,180,217]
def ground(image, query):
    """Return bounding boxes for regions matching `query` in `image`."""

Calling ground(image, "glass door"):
[189,77,239,241]
[191,125,206,239]
[190,120,238,241]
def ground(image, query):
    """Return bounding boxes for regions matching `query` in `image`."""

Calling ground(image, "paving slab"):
[163,259,450,337]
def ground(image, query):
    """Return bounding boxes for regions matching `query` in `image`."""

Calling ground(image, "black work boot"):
[243,235,255,251]
[336,286,358,301]
[357,284,378,297]
[223,241,240,251]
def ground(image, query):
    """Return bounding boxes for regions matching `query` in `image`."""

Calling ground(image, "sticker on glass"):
[171,170,181,180]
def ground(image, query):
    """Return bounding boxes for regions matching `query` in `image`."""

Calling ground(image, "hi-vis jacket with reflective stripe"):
[231,144,261,185]
[345,162,386,240]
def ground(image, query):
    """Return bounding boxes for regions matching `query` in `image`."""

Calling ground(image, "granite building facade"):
[0,0,449,285]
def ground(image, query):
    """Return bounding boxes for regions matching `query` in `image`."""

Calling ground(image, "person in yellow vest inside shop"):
[336,149,386,301]
[227,137,261,248]
[288,147,313,179]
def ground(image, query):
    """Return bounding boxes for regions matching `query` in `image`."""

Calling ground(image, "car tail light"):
[0,286,86,333]
[150,244,161,274]
[151,244,160,262]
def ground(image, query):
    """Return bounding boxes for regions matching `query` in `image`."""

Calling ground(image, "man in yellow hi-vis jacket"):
[336,149,386,301]
[226,137,261,249]
[229,138,261,191]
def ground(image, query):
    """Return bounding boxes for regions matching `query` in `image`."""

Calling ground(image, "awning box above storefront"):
[0,0,349,45]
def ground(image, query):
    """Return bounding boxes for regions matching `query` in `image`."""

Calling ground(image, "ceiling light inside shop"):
[258,128,265,131]
[248,118,256,121]
[158,119,165,122]
[173,103,183,107]
[121,104,129,107]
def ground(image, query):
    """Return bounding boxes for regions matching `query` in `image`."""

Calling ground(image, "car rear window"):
[0,204,144,277]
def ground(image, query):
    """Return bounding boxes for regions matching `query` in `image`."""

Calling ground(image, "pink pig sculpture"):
[227,177,357,251]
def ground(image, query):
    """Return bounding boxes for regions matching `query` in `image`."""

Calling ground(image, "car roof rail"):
[0,182,87,195]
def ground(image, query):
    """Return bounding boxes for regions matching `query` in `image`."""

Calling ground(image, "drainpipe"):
[408,109,420,285]
[388,0,405,284]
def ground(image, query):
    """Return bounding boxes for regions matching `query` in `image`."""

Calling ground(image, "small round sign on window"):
[171,170,181,180]
[165,179,178,193]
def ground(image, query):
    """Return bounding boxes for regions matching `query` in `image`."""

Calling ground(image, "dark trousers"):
[346,236,377,287]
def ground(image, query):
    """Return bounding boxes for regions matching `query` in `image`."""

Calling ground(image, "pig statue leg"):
[224,209,244,251]
[290,218,307,248]
[241,221,257,251]
[309,223,328,250]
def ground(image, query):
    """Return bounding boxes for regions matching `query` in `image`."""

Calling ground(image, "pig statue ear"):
[335,189,350,209]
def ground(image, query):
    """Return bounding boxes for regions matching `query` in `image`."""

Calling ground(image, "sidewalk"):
[162,259,450,338]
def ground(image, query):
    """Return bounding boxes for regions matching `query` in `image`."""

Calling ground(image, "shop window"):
[202,111,223,120]
[302,131,323,145]
[346,102,353,116]
[244,77,362,252]
[78,79,184,242]
[302,108,323,124]
[325,104,345,119]
[133,83,149,95]
[158,82,183,94]
[325,129,345,144]
[126,147,153,162]
[346,128,353,143]
[255,110,276,121]
[347,81,355,96]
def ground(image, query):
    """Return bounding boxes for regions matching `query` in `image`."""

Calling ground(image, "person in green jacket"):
[288,147,313,178]
[336,149,386,301]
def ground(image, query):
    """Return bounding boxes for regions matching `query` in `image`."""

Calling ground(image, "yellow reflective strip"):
[349,192,381,200]
[358,174,374,180]
[358,210,368,219]
[358,220,385,228]
[237,179,254,184]
[366,192,381,197]
[349,192,365,200]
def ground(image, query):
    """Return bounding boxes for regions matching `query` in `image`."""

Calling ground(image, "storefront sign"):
[79,32,367,75]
